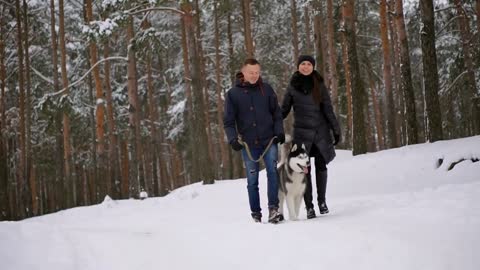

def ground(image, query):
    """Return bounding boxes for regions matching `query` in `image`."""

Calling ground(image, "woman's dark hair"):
[312,72,322,105]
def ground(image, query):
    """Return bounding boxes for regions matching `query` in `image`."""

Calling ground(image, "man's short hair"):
[243,58,260,66]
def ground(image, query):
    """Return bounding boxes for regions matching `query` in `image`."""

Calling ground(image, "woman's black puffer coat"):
[281,70,340,164]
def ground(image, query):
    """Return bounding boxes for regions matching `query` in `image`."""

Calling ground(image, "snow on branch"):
[434,6,456,13]
[30,66,54,85]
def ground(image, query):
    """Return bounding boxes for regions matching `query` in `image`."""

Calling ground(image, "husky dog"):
[277,139,310,221]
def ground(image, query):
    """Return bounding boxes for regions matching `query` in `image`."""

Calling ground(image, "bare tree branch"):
[46,56,128,97]
[129,7,185,16]
[441,70,468,95]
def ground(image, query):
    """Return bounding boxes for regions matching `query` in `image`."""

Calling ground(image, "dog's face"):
[288,143,310,174]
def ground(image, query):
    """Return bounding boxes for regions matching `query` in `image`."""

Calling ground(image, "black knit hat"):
[297,55,316,69]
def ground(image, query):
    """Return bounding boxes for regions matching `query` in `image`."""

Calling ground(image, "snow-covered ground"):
[1,136,479,270]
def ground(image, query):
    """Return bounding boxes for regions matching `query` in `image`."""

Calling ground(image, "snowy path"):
[1,136,480,270]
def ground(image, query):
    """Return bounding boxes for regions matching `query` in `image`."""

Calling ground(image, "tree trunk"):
[29,165,38,215]
[312,1,327,79]
[142,18,160,196]
[342,0,367,155]
[290,0,300,63]
[81,166,88,204]
[395,0,418,145]
[0,17,9,220]
[15,0,28,218]
[86,55,97,203]
[158,141,169,196]
[182,1,214,185]
[474,2,480,132]
[454,0,478,136]
[38,175,45,215]
[242,0,255,57]
[88,168,95,204]
[477,0,480,35]
[143,148,153,196]
[340,28,353,148]
[180,4,194,184]
[226,2,243,179]
[420,0,443,142]
[171,144,184,189]
[22,1,33,207]
[227,2,235,86]
[379,0,397,148]
[73,164,83,206]
[120,139,129,199]
[126,14,145,198]
[157,56,170,196]
[49,0,64,211]
[86,0,107,199]
[327,0,339,115]
[8,139,17,218]
[473,97,480,135]
[365,105,375,152]
[59,0,74,209]
[193,0,215,177]
[214,1,229,179]
[388,0,403,147]
[304,6,313,55]
[365,63,385,150]
[180,7,193,125]
[103,38,120,198]
[313,13,324,76]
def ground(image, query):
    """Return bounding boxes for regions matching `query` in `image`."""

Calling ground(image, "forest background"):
[0,0,478,221]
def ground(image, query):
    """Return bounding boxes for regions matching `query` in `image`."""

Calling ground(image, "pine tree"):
[420,0,443,142]
[342,0,368,155]
[394,0,418,145]
[380,0,398,148]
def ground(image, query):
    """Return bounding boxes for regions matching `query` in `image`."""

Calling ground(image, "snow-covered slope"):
[1,136,479,270]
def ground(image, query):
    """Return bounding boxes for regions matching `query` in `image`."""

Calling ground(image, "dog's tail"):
[285,134,293,144]
[277,134,292,169]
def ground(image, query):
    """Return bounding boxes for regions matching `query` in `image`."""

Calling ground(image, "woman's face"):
[298,61,314,76]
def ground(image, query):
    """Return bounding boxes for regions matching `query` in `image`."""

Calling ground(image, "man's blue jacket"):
[223,73,284,149]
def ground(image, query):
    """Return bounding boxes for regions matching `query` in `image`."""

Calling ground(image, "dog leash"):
[238,136,277,163]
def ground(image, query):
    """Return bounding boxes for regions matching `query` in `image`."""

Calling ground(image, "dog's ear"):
[301,143,306,150]
[291,144,297,152]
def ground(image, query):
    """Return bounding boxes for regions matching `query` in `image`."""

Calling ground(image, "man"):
[223,58,285,223]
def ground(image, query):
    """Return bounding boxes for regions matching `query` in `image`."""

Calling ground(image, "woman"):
[281,55,341,219]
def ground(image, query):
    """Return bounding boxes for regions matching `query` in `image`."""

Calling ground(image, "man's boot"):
[268,207,282,223]
[251,212,262,223]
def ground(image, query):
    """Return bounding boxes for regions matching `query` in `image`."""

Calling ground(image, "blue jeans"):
[241,144,279,213]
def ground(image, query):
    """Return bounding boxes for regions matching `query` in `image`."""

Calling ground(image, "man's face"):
[241,64,260,84]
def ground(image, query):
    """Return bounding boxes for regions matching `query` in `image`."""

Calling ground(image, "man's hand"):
[273,133,285,145]
[231,139,243,151]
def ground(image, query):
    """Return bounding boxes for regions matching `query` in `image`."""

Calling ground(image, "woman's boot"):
[316,170,329,214]
[303,170,317,219]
